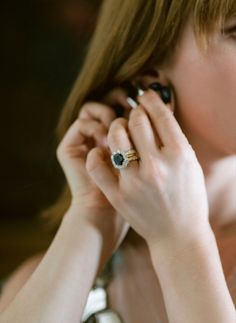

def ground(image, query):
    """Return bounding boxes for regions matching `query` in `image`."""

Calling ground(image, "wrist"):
[63,204,110,232]
[62,204,118,266]
[148,224,215,266]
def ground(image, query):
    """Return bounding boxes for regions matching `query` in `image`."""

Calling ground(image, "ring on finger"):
[111,148,140,169]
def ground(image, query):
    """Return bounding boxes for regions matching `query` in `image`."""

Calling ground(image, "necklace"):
[82,252,124,323]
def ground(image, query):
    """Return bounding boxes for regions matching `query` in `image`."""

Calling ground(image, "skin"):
[1,14,236,323]
[84,18,236,320]
[56,16,236,245]
[84,15,236,244]
[140,17,236,230]
[165,18,236,159]
[83,17,236,322]
[168,17,236,227]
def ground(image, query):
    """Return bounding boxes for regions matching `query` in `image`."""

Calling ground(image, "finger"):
[77,119,108,146]
[86,146,120,206]
[56,119,86,164]
[79,102,117,129]
[137,89,189,149]
[107,118,139,176]
[129,70,175,112]
[128,105,161,160]
[58,118,107,152]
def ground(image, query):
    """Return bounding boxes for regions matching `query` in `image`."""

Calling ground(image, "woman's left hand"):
[85,88,211,248]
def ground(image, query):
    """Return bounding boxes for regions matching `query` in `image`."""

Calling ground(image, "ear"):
[130,67,176,114]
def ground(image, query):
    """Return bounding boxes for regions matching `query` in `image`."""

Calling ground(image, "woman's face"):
[163,17,236,158]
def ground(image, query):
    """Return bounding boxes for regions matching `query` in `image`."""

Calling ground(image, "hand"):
[86,87,210,248]
[56,85,131,253]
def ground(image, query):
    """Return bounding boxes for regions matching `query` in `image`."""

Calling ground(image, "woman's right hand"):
[56,86,132,254]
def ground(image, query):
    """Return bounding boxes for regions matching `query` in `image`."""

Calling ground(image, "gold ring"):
[111,149,140,169]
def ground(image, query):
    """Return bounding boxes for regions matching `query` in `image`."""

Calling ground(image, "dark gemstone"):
[113,153,124,166]
[148,82,171,104]
[148,82,162,92]
[160,86,171,104]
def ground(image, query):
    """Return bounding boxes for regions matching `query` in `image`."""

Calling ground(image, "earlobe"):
[121,68,176,113]
[130,67,175,102]
[135,80,175,114]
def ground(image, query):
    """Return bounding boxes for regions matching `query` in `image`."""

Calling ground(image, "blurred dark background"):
[0,0,101,281]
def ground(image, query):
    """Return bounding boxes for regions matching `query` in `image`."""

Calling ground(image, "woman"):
[0,0,236,322]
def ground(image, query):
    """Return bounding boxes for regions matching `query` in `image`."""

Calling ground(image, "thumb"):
[86,146,120,205]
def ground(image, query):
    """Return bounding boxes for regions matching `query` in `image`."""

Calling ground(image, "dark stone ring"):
[111,149,140,169]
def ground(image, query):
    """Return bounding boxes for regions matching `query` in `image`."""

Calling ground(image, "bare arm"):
[148,228,236,323]
[0,206,112,323]
[0,252,45,312]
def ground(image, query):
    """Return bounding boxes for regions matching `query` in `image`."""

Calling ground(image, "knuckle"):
[142,156,166,184]
[79,102,92,114]
[105,107,117,120]
[56,146,61,159]
[128,109,145,129]
[157,111,171,122]
[108,127,124,144]
[102,86,126,104]
[79,101,117,127]
[107,117,128,144]
[142,169,157,185]
[109,117,127,130]
[172,144,194,162]
[112,117,127,125]
[121,179,140,202]
[79,117,106,135]
[56,144,65,161]
[171,142,185,155]
[103,110,117,128]
[95,122,106,133]
[146,89,158,102]
[75,118,82,127]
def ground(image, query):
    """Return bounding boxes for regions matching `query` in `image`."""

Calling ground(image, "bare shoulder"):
[0,251,45,312]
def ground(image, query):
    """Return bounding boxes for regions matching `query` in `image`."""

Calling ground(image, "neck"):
[175,112,236,230]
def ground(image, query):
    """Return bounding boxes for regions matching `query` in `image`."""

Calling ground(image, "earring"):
[148,82,172,104]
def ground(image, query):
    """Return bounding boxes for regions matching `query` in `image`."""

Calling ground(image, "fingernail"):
[137,87,145,97]
[126,96,138,109]
[136,81,146,97]
[120,81,140,109]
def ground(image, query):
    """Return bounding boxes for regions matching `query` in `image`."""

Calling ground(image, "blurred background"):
[0,0,101,283]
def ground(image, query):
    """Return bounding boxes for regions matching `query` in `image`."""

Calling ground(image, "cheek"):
[170,47,236,153]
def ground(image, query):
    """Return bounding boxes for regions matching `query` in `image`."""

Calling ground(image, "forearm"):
[0,206,110,323]
[149,227,236,323]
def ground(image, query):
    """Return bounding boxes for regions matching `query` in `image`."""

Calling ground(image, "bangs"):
[192,0,236,45]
